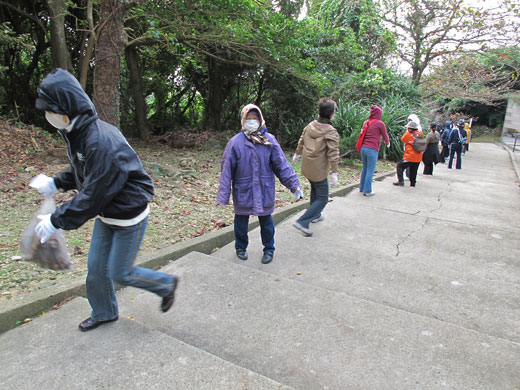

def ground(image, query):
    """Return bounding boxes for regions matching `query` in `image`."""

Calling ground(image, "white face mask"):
[243,119,260,132]
[45,111,70,129]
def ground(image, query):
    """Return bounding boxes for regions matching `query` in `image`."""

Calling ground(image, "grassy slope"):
[0,121,394,303]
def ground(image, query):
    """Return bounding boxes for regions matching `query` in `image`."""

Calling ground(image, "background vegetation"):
[1,0,519,149]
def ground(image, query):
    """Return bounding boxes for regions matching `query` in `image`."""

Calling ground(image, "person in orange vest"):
[393,121,424,187]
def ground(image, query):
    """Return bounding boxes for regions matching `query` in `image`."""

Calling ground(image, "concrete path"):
[1,143,519,389]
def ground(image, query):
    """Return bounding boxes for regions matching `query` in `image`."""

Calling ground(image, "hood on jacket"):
[241,103,266,130]
[306,120,335,139]
[407,114,420,124]
[445,120,452,129]
[35,68,96,118]
[369,105,382,120]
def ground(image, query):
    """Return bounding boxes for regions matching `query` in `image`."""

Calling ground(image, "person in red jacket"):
[358,104,390,196]
[393,121,423,187]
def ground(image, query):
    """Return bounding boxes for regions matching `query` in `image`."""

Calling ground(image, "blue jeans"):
[86,217,174,322]
[234,214,275,253]
[296,178,329,228]
[360,147,378,194]
[448,143,462,169]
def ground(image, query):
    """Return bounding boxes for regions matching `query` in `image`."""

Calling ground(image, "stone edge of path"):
[500,141,520,183]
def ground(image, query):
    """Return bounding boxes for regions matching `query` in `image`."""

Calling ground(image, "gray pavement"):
[1,142,519,389]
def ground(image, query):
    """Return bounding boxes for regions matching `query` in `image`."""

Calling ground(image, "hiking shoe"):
[311,215,325,223]
[293,222,313,236]
[393,181,404,186]
[363,192,375,196]
[261,252,274,264]
[236,248,248,260]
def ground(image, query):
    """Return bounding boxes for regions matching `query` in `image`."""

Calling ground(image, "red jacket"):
[361,105,389,151]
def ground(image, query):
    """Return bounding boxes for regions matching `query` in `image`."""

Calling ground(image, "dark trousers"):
[448,144,462,169]
[396,160,420,186]
[440,145,450,161]
[234,214,275,253]
[296,178,329,228]
[423,162,434,175]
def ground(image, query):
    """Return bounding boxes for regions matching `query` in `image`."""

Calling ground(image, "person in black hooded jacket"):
[31,69,178,332]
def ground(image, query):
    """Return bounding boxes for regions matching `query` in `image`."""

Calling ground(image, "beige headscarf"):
[240,103,272,145]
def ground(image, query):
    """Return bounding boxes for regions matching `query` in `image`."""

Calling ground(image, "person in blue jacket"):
[30,69,178,332]
[448,119,468,170]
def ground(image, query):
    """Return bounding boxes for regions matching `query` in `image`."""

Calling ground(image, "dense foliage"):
[0,0,517,154]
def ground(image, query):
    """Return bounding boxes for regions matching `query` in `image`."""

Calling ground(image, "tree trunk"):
[125,45,150,140]
[203,57,228,132]
[47,0,72,71]
[93,0,125,128]
[78,0,95,89]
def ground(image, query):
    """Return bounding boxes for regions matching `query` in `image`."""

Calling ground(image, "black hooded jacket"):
[36,69,154,230]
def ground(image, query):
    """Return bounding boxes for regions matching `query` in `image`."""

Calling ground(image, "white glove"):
[330,173,339,186]
[30,174,57,197]
[292,187,303,200]
[35,214,57,244]
[386,143,390,148]
[292,154,300,163]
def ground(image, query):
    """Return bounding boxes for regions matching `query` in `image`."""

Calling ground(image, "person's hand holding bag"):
[35,214,57,244]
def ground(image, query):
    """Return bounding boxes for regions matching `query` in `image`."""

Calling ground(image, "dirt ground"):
[0,120,394,303]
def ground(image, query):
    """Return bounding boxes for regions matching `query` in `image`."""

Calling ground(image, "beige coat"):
[295,120,340,182]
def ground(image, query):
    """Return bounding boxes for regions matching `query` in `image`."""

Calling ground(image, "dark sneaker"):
[393,181,404,186]
[78,316,118,332]
[261,252,274,264]
[236,248,248,260]
[161,276,179,313]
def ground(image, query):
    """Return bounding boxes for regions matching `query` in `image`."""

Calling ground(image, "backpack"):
[412,132,427,152]
[457,129,467,144]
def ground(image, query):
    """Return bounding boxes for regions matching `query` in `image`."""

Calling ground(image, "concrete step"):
[0,296,292,390]
[117,252,520,390]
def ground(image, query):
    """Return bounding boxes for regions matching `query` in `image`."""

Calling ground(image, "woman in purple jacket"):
[217,104,302,264]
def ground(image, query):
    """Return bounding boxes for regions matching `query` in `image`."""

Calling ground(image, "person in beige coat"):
[292,98,340,236]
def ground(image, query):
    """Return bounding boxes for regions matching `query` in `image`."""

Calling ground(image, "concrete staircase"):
[1,143,519,389]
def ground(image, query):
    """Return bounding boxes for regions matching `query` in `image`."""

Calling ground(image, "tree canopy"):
[0,0,518,146]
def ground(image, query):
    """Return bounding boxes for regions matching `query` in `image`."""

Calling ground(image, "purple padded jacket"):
[217,129,300,216]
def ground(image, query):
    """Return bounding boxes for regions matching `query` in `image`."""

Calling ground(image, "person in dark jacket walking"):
[448,119,467,170]
[440,120,452,163]
[422,122,441,175]
[30,69,178,332]
[217,104,302,264]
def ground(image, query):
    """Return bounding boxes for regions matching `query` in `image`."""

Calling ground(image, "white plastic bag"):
[20,199,73,271]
